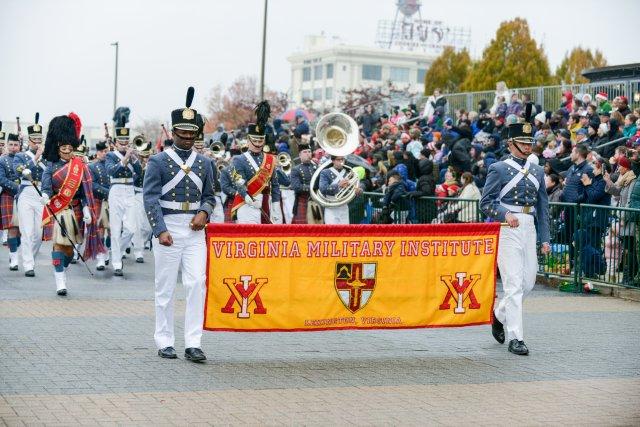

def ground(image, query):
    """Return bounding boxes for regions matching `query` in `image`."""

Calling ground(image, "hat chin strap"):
[509,139,530,159]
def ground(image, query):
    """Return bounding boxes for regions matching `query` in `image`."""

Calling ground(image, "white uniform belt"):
[159,200,201,211]
[134,186,143,193]
[500,202,535,214]
[21,180,40,186]
[110,177,133,184]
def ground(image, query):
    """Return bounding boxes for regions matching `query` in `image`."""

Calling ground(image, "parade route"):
[1,243,639,425]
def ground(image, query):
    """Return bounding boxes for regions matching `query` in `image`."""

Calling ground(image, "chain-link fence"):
[350,193,640,290]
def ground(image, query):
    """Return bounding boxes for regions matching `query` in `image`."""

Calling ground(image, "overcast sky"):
[2,0,638,129]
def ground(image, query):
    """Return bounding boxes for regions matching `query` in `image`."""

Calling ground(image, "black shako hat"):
[95,141,108,151]
[27,112,43,138]
[171,87,199,131]
[506,122,534,144]
[115,116,130,140]
[247,100,271,139]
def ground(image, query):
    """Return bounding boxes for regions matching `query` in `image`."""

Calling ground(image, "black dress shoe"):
[114,269,123,276]
[508,339,529,356]
[136,257,144,263]
[492,316,505,344]
[57,289,67,296]
[70,258,77,264]
[184,347,206,362]
[96,265,105,271]
[158,347,177,359]
[105,260,110,266]
[9,265,18,271]
[25,270,35,277]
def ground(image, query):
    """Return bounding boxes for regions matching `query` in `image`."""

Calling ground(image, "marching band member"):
[275,155,293,224]
[41,114,105,296]
[224,101,281,224]
[88,141,111,270]
[318,155,361,224]
[0,132,22,270]
[480,122,551,356]
[105,119,142,276]
[14,113,46,276]
[194,123,225,224]
[0,123,7,247]
[143,87,216,362]
[290,141,318,224]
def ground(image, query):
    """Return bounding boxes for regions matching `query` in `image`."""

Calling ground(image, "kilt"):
[52,201,83,246]
[223,198,233,223]
[0,192,17,230]
[292,194,309,224]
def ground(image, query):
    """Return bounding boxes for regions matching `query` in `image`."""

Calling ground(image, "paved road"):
[1,242,639,425]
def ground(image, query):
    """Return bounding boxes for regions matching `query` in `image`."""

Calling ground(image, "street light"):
[111,42,119,121]
[259,0,268,100]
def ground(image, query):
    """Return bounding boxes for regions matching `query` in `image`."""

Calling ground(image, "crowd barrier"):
[351,193,640,290]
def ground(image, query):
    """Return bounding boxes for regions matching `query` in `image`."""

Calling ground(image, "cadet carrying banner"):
[204,223,500,332]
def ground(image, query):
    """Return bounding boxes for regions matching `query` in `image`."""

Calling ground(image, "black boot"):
[508,339,529,355]
[492,316,505,344]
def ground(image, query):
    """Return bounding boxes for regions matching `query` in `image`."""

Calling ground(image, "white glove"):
[244,194,262,209]
[40,193,50,205]
[82,206,92,224]
[21,168,32,179]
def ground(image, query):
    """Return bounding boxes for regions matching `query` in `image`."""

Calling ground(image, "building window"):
[325,87,333,100]
[390,67,410,82]
[302,67,311,82]
[362,64,382,81]
[314,65,323,80]
[417,68,426,84]
[302,90,311,100]
[313,88,322,100]
[326,64,334,79]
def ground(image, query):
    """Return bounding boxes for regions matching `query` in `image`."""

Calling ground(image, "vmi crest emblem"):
[221,275,267,319]
[335,262,377,313]
[439,272,481,314]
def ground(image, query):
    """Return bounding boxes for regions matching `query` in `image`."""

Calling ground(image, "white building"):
[287,34,435,110]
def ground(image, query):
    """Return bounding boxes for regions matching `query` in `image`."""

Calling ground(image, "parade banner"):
[204,223,499,332]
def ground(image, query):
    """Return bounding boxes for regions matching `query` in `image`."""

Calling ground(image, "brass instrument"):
[210,141,225,159]
[309,113,360,208]
[237,139,249,153]
[277,152,292,174]
[132,134,152,156]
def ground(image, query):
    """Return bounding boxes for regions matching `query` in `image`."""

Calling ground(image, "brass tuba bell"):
[309,113,361,208]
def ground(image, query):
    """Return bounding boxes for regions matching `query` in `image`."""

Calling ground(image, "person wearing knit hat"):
[13,113,48,276]
[41,114,106,296]
[596,92,612,115]
[143,87,216,362]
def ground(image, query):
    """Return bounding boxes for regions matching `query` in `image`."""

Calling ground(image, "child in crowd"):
[604,221,622,281]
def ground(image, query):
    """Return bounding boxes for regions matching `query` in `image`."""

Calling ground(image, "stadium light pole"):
[111,42,119,120]
[259,0,268,100]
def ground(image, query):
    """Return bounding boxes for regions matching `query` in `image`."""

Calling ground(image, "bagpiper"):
[0,131,22,270]
[13,113,47,276]
[143,87,216,362]
[290,140,320,224]
[88,141,111,270]
[222,101,281,224]
[41,113,105,296]
[105,117,142,276]
[480,122,551,356]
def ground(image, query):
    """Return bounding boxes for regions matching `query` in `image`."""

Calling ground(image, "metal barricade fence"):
[349,194,640,290]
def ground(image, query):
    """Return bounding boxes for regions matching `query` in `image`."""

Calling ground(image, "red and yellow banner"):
[204,223,500,332]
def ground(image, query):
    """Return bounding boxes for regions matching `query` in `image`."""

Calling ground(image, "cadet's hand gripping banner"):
[204,223,499,332]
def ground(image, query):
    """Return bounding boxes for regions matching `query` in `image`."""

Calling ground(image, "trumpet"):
[210,141,225,158]
[277,152,292,173]
[237,139,249,153]
[132,134,151,154]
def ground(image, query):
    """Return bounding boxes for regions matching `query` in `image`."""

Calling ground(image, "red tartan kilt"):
[0,192,15,230]
[223,198,233,223]
[292,193,309,224]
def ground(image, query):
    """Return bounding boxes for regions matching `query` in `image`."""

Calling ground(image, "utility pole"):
[111,42,119,120]
[259,0,268,100]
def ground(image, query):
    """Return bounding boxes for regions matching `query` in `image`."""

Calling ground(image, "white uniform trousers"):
[120,191,150,258]
[17,186,43,271]
[280,188,295,224]
[323,204,350,224]
[210,193,225,224]
[495,213,538,342]
[108,184,136,269]
[236,194,263,224]
[152,214,206,349]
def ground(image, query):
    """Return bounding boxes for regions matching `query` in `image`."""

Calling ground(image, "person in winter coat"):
[381,171,408,223]
[595,92,612,115]
[561,90,574,113]
[490,81,511,115]
[442,172,481,223]
[478,99,490,115]
[604,155,638,284]
[579,157,611,251]
[422,89,448,120]
[409,159,436,223]
[623,114,638,139]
